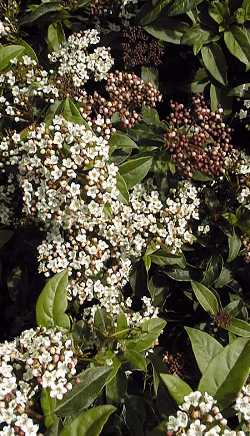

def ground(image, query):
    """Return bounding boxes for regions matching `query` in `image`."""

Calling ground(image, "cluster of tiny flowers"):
[0,55,60,122]
[165,96,238,179]
[0,174,16,225]
[121,26,164,68]
[235,383,250,429]
[37,180,199,324]
[85,71,162,130]
[90,0,139,19]
[166,391,245,436]
[0,116,118,228]
[48,30,114,88]
[0,327,77,435]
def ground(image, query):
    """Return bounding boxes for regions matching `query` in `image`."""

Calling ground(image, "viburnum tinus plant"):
[0,0,250,435]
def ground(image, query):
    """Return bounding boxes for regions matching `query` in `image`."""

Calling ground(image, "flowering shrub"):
[0,0,250,435]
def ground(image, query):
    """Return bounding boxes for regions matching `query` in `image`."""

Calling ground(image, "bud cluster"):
[165,96,238,179]
[85,71,162,129]
[121,26,164,68]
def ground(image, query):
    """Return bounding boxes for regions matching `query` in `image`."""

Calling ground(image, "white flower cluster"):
[0,110,200,325]
[235,383,250,429]
[0,174,16,225]
[37,179,199,324]
[238,186,250,205]
[48,29,114,88]
[167,391,246,436]
[0,116,118,228]
[0,55,60,122]
[0,327,77,435]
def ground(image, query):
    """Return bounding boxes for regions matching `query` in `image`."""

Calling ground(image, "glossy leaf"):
[140,0,173,26]
[167,0,205,16]
[0,45,25,71]
[224,318,250,337]
[63,98,90,128]
[36,270,70,330]
[55,366,112,417]
[145,19,189,44]
[60,405,116,436]
[116,173,130,205]
[48,22,65,51]
[201,43,228,85]
[191,281,219,315]
[41,389,57,429]
[199,337,250,408]
[124,350,147,371]
[224,26,250,65]
[160,374,192,404]
[119,156,153,189]
[227,231,241,262]
[185,327,223,373]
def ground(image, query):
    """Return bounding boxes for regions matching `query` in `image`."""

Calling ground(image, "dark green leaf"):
[48,22,65,52]
[201,43,228,85]
[160,374,192,404]
[185,327,223,373]
[55,366,112,417]
[191,281,219,315]
[167,0,205,16]
[227,231,241,262]
[20,3,64,25]
[140,0,173,26]
[36,270,70,330]
[63,98,90,128]
[199,337,250,408]
[224,318,250,337]
[124,350,147,371]
[41,389,57,429]
[116,173,130,205]
[119,157,153,189]
[0,45,25,71]
[60,405,116,436]
[224,26,250,65]
[145,19,189,44]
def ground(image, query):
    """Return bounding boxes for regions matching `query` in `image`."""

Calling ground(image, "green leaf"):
[41,389,57,429]
[60,405,116,436]
[106,370,127,404]
[139,0,173,26]
[109,132,138,153]
[45,101,63,125]
[124,350,147,371]
[199,337,250,409]
[142,106,160,125]
[181,25,211,54]
[166,269,191,281]
[224,26,250,65]
[224,318,250,337]
[144,19,189,44]
[202,255,223,286]
[141,67,159,88]
[20,3,64,25]
[185,327,223,373]
[63,98,90,128]
[116,311,128,333]
[116,173,130,205]
[227,231,241,262]
[36,270,70,330]
[209,1,229,24]
[17,39,38,62]
[48,22,65,52]
[143,254,152,273]
[55,366,112,417]
[160,374,192,404]
[150,250,186,268]
[167,0,205,16]
[201,43,228,85]
[191,281,219,315]
[0,45,25,72]
[125,318,166,352]
[119,157,153,189]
